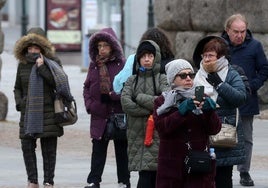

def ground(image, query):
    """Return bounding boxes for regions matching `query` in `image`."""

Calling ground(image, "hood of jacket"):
[89,27,124,63]
[134,40,161,74]
[14,33,55,64]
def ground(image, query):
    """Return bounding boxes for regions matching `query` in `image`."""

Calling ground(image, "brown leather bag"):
[54,97,78,127]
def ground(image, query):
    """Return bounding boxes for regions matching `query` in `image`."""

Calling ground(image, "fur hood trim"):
[14,33,55,64]
[89,28,124,63]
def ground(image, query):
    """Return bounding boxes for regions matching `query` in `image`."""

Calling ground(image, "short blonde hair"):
[224,13,248,30]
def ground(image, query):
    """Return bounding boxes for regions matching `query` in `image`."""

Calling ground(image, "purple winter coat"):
[83,28,125,139]
[153,95,221,188]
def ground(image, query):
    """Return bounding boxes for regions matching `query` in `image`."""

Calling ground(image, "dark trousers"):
[21,137,57,185]
[237,115,254,173]
[87,138,130,185]
[215,165,233,188]
[137,170,156,188]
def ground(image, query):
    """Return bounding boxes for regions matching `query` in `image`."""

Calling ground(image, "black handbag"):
[184,128,212,174]
[104,113,127,140]
[184,150,212,174]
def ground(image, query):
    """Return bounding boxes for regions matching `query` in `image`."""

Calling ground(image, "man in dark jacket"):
[222,13,268,187]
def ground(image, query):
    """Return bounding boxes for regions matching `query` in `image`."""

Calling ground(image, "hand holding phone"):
[195,86,204,102]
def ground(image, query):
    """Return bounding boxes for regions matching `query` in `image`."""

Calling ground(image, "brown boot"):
[28,182,39,188]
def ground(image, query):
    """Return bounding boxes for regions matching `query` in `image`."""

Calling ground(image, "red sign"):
[45,0,82,52]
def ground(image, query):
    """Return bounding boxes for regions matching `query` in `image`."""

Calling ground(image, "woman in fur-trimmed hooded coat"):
[83,27,130,187]
[13,27,63,187]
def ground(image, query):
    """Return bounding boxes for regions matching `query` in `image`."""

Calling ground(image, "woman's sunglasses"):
[176,73,196,79]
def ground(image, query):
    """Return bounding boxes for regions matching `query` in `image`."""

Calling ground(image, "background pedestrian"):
[222,13,268,186]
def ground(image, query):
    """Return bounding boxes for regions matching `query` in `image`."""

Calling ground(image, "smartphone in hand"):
[195,86,204,102]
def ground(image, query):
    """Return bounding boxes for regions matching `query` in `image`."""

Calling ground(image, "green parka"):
[121,40,169,171]
[13,31,63,139]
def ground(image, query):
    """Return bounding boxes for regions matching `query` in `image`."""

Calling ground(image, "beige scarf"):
[194,56,229,102]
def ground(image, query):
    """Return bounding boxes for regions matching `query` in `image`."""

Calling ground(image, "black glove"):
[101,94,111,103]
[131,96,137,103]
[206,73,222,88]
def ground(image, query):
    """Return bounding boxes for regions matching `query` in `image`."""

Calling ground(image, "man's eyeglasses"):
[201,54,217,59]
[176,73,196,79]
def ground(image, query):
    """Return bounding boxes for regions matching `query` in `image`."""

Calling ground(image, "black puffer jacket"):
[13,30,63,139]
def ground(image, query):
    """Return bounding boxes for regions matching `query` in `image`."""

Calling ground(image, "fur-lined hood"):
[14,32,55,64]
[89,27,124,63]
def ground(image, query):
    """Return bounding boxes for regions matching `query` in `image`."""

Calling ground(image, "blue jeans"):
[237,115,254,173]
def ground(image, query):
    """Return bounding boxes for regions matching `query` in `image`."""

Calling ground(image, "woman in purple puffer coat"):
[83,28,130,188]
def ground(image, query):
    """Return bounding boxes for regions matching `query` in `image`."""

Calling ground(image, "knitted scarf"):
[44,57,73,102]
[24,57,73,138]
[24,64,44,137]
[96,55,112,95]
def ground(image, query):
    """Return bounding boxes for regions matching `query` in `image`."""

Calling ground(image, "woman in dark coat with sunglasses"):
[153,59,221,188]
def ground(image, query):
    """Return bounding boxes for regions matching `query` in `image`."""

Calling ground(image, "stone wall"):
[154,0,268,105]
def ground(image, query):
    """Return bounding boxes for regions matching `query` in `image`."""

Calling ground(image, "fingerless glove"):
[202,97,216,111]
[178,98,196,115]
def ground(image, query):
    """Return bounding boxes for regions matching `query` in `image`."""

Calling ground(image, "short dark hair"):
[203,38,229,59]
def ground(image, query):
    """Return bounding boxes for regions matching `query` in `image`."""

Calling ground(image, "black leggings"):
[21,137,57,185]
[87,138,130,185]
[137,170,157,188]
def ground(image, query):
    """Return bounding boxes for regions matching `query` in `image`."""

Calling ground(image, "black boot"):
[240,172,254,186]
